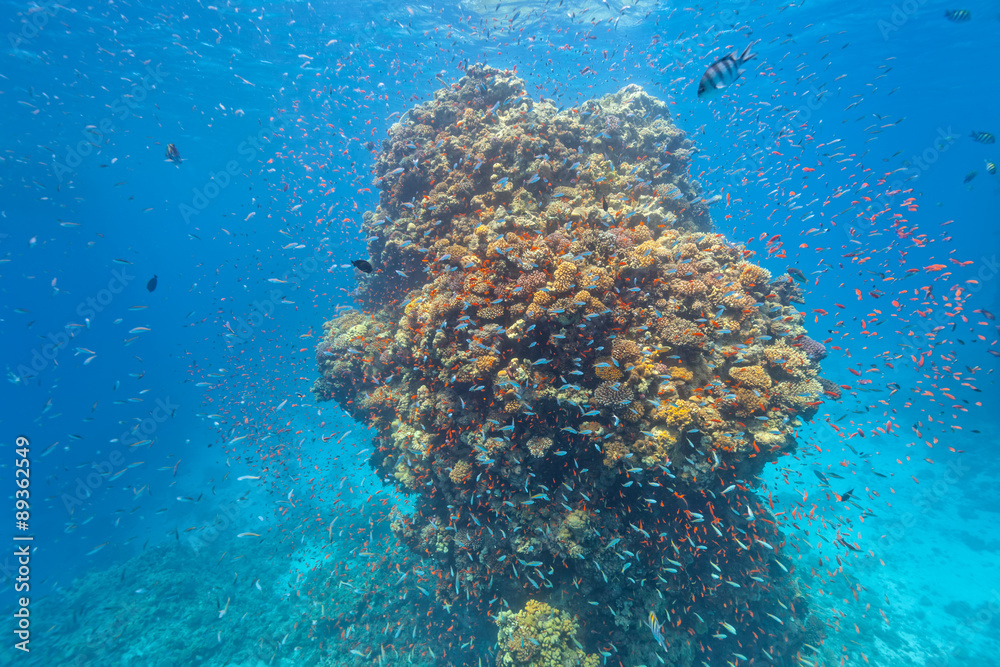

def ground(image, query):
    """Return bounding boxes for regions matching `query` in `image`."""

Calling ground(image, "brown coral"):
[729,364,773,390]
[477,354,499,373]
[479,303,504,320]
[450,459,472,484]
[549,261,578,294]
[611,339,642,364]
[594,381,634,407]
[738,262,771,290]
[526,436,553,458]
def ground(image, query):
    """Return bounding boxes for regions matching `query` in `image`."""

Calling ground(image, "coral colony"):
[314,66,830,665]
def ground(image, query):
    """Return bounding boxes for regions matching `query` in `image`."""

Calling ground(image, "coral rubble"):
[314,65,828,664]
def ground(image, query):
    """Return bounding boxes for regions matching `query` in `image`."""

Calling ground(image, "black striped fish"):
[944,9,971,22]
[970,131,996,144]
[697,44,756,98]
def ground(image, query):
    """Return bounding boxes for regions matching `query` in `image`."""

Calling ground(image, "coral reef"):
[496,600,599,667]
[313,65,830,664]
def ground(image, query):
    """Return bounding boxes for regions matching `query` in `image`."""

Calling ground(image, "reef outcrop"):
[313,65,826,664]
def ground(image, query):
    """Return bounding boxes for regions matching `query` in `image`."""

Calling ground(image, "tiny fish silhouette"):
[146,275,158,292]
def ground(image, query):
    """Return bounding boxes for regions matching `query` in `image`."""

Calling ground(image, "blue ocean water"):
[1,0,997,665]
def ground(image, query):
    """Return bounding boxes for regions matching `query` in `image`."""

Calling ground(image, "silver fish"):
[697,43,756,98]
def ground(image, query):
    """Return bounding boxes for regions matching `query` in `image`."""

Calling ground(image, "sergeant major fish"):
[970,130,995,144]
[697,43,756,98]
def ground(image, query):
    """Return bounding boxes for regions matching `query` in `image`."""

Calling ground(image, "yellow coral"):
[477,355,498,372]
[623,402,644,422]
[480,304,504,320]
[626,241,658,268]
[601,437,629,466]
[579,266,614,292]
[450,459,472,484]
[729,364,772,390]
[666,365,693,382]
[394,459,417,489]
[496,600,600,667]
[665,401,694,429]
[526,435,553,457]
[532,291,553,307]
[764,342,809,376]
[593,356,622,381]
[549,261,578,294]
[734,387,768,417]
[738,262,771,289]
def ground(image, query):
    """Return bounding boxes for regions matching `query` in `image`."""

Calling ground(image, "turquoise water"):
[1,0,997,665]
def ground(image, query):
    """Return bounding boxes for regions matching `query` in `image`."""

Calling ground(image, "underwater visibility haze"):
[1,0,998,665]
